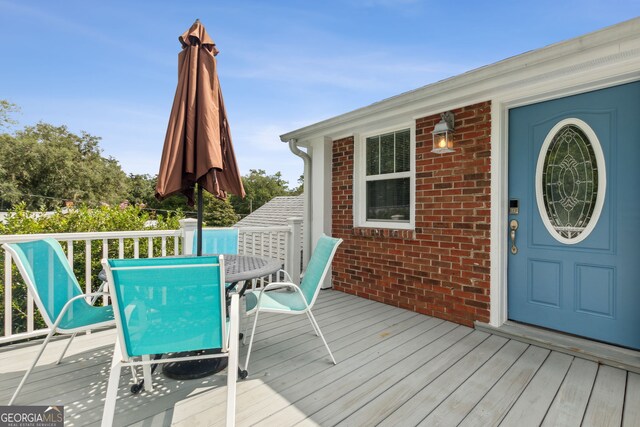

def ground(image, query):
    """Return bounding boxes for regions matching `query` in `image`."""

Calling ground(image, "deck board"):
[457,345,550,426]
[541,357,598,427]
[623,372,640,427]
[582,365,627,427]
[260,320,460,426]
[420,339,529,426]
[174,302,421,425]
[499,351,573,426]
[379,334,507,427]
[0,289,637,426]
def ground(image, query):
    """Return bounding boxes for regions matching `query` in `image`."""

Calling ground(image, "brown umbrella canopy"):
[156,20,245,205]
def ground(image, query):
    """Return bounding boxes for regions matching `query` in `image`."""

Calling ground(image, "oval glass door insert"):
[535,118,606,244]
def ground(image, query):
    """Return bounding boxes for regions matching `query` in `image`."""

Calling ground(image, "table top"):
[98,254,282,284]
[222,254,282,283]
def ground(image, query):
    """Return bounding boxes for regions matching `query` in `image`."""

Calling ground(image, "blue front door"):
[508,81,640,349]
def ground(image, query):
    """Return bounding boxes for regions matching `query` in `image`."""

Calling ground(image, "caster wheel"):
[239,370,248,379]
[131,384,142,394]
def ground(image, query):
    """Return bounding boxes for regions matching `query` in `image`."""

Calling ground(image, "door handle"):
[510,220,519,254]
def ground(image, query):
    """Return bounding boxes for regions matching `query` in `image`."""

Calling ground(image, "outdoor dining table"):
[221,254,283,296]
[98,254,283,382]
[98,253,282,295]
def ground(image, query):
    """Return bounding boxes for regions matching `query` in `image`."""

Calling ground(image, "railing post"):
[180,218,197,255]
[287,217,303,285]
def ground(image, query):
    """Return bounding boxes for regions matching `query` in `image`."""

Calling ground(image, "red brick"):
[331,101,492,326]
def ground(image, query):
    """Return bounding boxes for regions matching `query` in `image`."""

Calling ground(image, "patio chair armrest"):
[251,281,308,312]
[258,281,297,292]
[277,269,294,283]
[84,291,110,306]
[52,292,111,328]
[92,282,109,305]
[71,291,110,304]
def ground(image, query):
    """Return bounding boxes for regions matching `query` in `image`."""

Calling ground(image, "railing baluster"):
[118,238,124,259]
[66,240,73,266]
[148,237,153,258]
[161,237,167,256]
[4,253,12,337]
[26,278,34,333]
[134,238,139,259]
[102,239,109,306]
[85,240,92,294]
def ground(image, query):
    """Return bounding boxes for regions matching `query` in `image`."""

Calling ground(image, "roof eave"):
[280,17,640,143]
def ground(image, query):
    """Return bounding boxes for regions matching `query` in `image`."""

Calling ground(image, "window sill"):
[352,227,415,240]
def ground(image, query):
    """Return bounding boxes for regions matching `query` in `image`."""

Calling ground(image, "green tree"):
[126,173,238,224]
[0,122,129,210]
[230,169,291,216]
[203,193,238,226]
[126,173,158,207]
[291,174,304,195]
[0,100,19,130]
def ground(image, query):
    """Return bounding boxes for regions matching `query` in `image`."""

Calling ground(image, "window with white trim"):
[356,127,414,228]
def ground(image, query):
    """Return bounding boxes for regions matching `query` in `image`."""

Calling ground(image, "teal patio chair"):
[3,238,114,405]
[101,255,239,427]
[193,227,239,255]
[243,234,343,375]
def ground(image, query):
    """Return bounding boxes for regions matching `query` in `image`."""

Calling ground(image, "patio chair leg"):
[101,346,123,427]
[141,355,154,392]
[56,332,77,365]
[244,309,261,374]
[9,328,56,405]
[305,311,319,336]
[242,313,252,345]
[227,295,239,426]
[130,365,139,383]
[307,310,336,365]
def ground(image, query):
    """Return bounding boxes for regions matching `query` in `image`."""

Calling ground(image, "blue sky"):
[1,1,638,187]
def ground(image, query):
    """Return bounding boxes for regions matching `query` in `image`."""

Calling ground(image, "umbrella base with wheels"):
[163,349,248,380]
[163,350,227,380]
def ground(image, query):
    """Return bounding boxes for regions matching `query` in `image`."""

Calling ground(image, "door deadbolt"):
[510,220,519,254]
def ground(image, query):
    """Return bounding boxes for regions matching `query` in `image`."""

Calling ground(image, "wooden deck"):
[1,290,639,426]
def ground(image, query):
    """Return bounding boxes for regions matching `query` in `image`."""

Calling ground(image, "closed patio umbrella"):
[156,19,245,256]
[155,20,245,380]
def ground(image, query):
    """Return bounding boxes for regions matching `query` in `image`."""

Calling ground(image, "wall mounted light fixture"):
[431,111,455,154]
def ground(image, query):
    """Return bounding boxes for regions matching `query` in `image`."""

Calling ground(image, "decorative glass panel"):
[541,124,598,240]
[366,178,410,222]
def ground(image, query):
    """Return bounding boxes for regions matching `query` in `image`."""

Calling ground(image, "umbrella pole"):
[197,184,203,256]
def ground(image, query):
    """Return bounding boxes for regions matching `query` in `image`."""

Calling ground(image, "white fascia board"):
[279,18,640,144]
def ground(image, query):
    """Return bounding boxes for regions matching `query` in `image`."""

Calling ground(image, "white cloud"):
[224,42,474,96]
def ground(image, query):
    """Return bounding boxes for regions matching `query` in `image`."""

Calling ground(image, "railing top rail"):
[0,225,294,244]
[0,229,182,243]
[236,226,292,233]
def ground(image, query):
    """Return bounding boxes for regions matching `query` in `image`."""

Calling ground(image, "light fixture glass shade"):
[432,112,455,154]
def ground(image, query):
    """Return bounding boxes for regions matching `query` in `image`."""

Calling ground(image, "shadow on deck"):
[1,290,639,426]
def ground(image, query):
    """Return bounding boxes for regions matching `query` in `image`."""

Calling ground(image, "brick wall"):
[331,101,491,326]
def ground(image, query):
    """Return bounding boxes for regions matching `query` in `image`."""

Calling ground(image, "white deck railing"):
[0,217,302,344]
